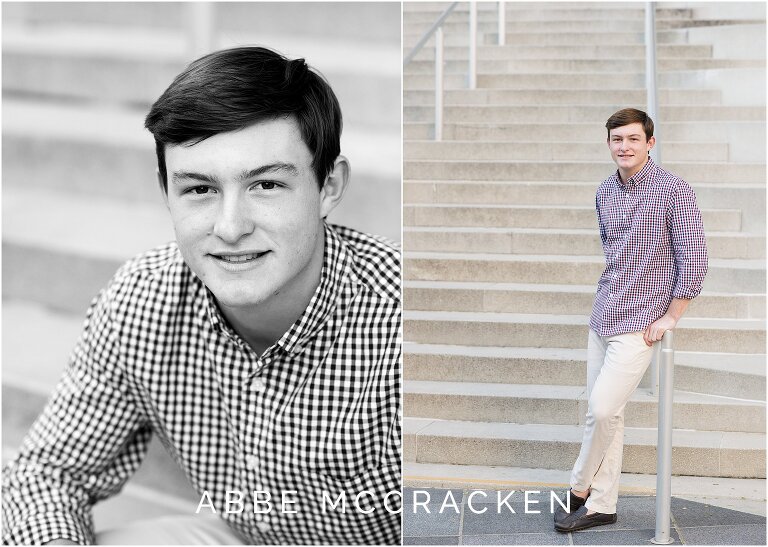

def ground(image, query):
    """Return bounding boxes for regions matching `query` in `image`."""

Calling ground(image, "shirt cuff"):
[3,511,94,545]
[672,284,702,300]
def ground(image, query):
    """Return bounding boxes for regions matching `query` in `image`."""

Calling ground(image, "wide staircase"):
[403,2,766,489]
[2,2,400,531]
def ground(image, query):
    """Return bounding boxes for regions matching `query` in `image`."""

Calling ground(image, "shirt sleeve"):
[2,286,151,545]
[668,180,708,299]
[596,190,608,253]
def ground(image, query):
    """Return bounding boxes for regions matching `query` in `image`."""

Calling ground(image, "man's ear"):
[320,155,350,219]
[157,169,169,209]
[647,135,656,154]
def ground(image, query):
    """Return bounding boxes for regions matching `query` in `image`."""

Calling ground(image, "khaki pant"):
[96,515,245,545]
[570,329,655,514]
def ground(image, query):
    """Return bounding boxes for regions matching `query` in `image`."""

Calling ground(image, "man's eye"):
[190,186,211,195]
[258,181,277,190]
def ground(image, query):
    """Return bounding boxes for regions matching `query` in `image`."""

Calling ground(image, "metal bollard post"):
[468,1,477,89]
[435,27,444,141]
[651,330,675,544]
[498,1,506,46]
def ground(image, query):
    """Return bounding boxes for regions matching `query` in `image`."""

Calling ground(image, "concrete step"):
[404,70,759,90]
[403,226,765,260]
[3,25,400,129]
[405,381,765,432]
[404,87,722,106]
[404,252,766,293]
[403,181,766,233]
[404,417,765,478]
[403,343,766,401]
[403,280,765,319]
[405,139,729,162]
[403,7,694,22]
[4,2,400,42]
[3,99,402,243]
[405,105,765,124]
[406,58,763,76]
[403,203,742,231]
[403,311,765,354]
[409,44,713,62]
[403,160,765,184]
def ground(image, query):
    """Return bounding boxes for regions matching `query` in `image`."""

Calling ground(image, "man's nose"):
[212,194,255,243]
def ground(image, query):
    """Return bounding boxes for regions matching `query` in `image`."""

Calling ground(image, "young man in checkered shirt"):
[2,47,401,545]
[554,108,708,533]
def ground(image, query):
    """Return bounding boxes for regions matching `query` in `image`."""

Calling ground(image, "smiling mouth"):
[211,251,269,265]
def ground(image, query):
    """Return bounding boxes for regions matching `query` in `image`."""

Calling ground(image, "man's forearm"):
[665,297,691,322]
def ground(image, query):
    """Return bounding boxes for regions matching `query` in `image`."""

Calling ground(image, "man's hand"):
[642,314,677,347]
[643,297,692,346]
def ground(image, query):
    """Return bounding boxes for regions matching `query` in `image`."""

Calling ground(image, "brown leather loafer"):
[553,490,588,525]
[554,505,617,532]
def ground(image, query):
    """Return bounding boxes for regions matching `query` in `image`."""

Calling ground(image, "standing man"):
[554,108,708,532]
[2,46,401,545]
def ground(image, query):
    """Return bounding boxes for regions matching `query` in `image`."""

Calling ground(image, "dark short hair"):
[145,46,342,190]
[605,108,654,141]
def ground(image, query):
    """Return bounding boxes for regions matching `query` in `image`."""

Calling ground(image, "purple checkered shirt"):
[589,157,708,336]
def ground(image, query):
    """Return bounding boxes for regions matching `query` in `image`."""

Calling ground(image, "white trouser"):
[570,329,655,514]
[96,515,246,545]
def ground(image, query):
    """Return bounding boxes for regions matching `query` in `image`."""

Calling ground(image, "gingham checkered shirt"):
[2,223,402,545]
[589,157,708,336]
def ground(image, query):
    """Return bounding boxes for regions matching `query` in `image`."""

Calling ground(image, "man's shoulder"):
[329,223,401,302]
[105,241,191,303]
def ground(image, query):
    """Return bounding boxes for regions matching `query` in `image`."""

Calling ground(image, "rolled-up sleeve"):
[2,287,151,545]
[668,180,708,299]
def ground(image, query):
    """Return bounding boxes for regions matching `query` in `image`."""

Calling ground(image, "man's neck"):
[618,155,650,184]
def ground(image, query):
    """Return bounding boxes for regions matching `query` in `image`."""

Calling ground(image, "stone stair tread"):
[404,225,759,237]
[404,179,766,190]
[3,186,174,262]
[405,380,765,406]
[2,23,400,78]
[406,251,767,270]
[404,342,766,377]
[404,279,765,298]
[3,97,149,145]
[404,417,766,449]
[2,302,89,393]
[404,310,765,330]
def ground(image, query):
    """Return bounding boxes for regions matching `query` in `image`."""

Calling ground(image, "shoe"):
[554,505,617,532]
[553,489,588,525]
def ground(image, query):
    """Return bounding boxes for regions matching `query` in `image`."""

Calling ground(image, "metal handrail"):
[645,2,662,164]
[651,331,675,544]
[403,2,460,67]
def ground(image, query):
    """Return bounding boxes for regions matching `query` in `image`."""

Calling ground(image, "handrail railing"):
[645,1,662,164]
[651,330,675,544]
[403,2,460,67]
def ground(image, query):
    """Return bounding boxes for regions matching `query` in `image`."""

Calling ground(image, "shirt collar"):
[202,221,358,356]
[616,155,656,190]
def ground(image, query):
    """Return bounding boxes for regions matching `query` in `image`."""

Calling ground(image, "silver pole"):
[645,2,661,165]
[650,340,660,397]
[188,2,215,58]
[469,1,477,89]
[498,1,506,46]
[651,330,675,544]
[435,27,444,141]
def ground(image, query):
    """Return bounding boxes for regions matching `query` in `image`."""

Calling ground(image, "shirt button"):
[250,377,266,393]
[256,522,270,533]
[245,455,258,469]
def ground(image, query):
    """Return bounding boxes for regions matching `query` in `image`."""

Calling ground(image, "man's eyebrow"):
[171,171,221,185]
[238,162,300,180]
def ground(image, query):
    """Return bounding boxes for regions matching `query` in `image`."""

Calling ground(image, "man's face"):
[162,117,330,312]
[607,122,655,179]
